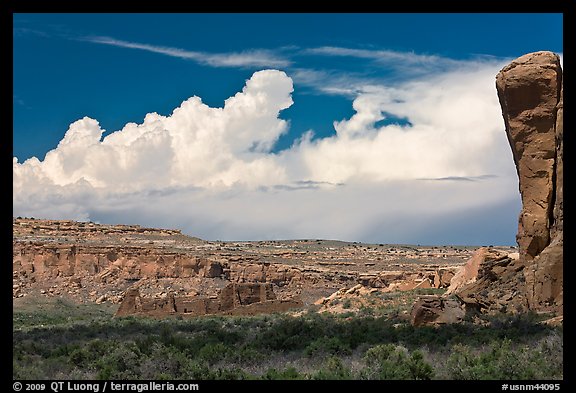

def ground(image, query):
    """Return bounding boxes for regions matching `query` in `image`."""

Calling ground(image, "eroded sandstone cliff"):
[496,51,563,314]
[13,218,475,315]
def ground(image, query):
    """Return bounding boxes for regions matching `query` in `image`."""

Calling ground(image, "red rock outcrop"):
[13,243,226,281]
[496,51,563,314]
[410,296,465,327]
[454,252,528,313]
[410,247,527,324]
[445,247,509,295]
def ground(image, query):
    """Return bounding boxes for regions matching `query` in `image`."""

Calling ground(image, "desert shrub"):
[13,302,563,380]
[13,358,56,380]
[405,349,434,380]
[262,367,304,380]
[360,344,433,380]
[225,345,265,364]
[358,305,375,317]
[196,342,230,365]
[137,342,190,379]
[312,356,353,380]
[35,356,73,380]
[304,336,352,358]
[256,314,326,350]
[210,367,251,380]
[444,338,562,380]
[532,331,563,379]
[94,341,142,379]
[134,334,158,356]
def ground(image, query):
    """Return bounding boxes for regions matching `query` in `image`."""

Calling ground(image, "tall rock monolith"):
[496,51,563,314]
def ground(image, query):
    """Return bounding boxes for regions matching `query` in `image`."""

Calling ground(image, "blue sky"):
[13,13,563,245]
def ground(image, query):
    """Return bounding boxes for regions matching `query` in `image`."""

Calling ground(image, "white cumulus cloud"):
[13,60,521,245]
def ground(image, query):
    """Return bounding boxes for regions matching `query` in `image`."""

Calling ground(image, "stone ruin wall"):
[115,282,303,318]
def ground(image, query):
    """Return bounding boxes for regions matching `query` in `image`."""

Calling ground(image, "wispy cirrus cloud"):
[13,27,51,38]
[288,47,514,98]
[417,175,499,182]
[19,27,502,99]
[13,95,26,107]
[81,36,291,68]
[288,68,373,97]
[304,46,505,78]
[306,46,466,66]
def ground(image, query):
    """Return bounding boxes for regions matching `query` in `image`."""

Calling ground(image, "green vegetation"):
[13,298,562,380]
[361,344,433,380]
[13,298,116,330]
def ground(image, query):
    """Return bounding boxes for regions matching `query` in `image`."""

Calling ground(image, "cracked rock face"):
[410,295,465,327]
[496,51,563,314]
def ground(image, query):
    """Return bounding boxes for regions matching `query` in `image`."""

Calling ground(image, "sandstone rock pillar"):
[496,51,563,314]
